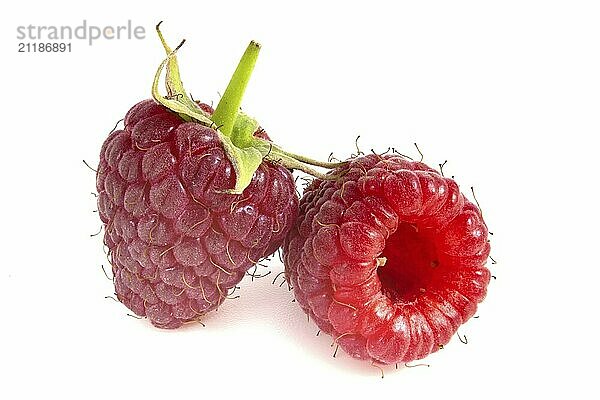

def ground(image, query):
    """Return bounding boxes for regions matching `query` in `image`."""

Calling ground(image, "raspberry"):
[96,24,344,328]
[283,154,491,364]
[98,99,298,328]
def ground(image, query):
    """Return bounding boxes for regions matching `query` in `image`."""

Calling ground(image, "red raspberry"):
[97,23,351,328]
[97,99,298,328]
[283,154,491,364]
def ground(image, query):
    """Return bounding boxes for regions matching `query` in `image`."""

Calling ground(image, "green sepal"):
[218,133,265,194]
[231,111,259,148]
[155,23,204,113]
[152,23,214,128]
[152,54,214,126]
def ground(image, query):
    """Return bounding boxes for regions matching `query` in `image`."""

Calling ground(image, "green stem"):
[274,146,348,168]
[250,138,345,181]
[211,41,261,137]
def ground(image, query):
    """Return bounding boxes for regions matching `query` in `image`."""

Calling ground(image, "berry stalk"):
[211,41,260,140]
[151,23,345,193]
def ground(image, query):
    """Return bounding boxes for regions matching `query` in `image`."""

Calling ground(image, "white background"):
[1,1,598,398]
